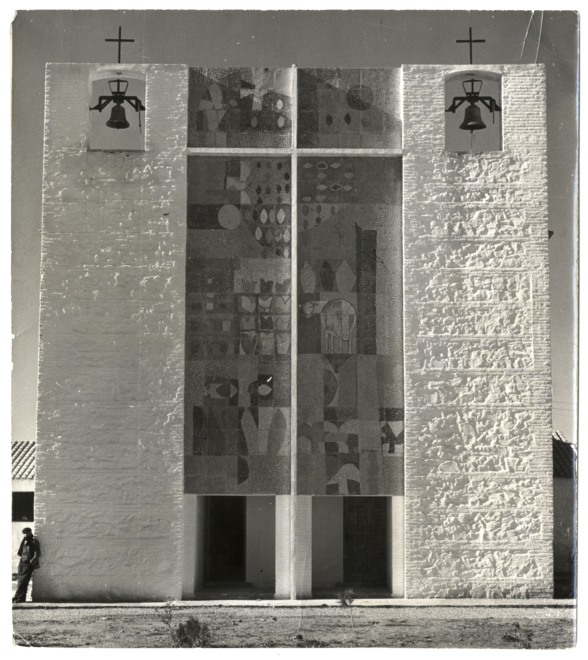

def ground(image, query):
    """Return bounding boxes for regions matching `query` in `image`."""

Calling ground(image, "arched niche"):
[88,69,146,151]
[445,71,502,153]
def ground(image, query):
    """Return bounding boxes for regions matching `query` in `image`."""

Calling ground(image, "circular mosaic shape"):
[346,85,375,111]
[217,204,241,230]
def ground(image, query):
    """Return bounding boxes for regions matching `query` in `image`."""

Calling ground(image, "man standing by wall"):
[13,528,41,603]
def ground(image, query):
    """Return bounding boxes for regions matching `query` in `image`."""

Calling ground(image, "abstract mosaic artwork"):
[298,68,402,149]
[297,157,404,495]
[185,156,291,494]
[188,68,293,148]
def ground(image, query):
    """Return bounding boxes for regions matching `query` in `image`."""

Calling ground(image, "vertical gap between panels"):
[291,65,298,502]
[290,64,298,598]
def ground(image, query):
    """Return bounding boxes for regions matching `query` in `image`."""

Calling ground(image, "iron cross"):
[105,26,135,64]
[456,27,485,65]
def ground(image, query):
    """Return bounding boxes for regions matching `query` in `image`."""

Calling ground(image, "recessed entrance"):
[343,497,387,584]
[205,496,246,584]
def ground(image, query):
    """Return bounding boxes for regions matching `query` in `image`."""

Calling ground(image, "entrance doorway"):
[343,497,386,584]
[205,496,246,583]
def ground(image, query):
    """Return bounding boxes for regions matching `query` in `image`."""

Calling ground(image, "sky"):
[9,8,579,444]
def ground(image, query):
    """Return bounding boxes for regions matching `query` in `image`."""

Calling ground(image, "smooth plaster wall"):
[403,64,553,599]
[182,494,206,598]
[34,63,187,601]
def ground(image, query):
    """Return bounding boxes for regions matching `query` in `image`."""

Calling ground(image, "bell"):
[106,103,130,130]
[459,104,486,132]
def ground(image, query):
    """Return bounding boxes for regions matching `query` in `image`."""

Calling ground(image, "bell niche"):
[445,71,502,153]
[88,70,146,151]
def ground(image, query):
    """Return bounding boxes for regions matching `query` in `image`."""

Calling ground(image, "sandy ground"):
[12,604,575,648]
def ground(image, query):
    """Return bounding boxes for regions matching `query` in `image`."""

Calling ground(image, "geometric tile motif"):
[297,157,403,494]
[185,156,291,494]
[188,156,292,259]
[185,455,290,495]
[188,67,293,148]
[298,68,401,149]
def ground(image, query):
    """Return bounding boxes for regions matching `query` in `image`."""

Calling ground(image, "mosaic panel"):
[298,68,402,149]
[185,156,291,494]
[297,157,404,495]
[188,68,293,148]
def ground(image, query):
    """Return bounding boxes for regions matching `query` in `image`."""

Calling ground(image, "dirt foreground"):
[12,603,575,649]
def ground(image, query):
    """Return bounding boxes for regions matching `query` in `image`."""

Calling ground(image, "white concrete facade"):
[35,63,187,601]
[35,63,552,601]
[403,65,552,598]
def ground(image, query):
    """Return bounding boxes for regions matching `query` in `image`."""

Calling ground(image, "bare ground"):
[12,604,575,649]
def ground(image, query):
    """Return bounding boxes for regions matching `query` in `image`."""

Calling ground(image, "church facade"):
[34,61,552,601]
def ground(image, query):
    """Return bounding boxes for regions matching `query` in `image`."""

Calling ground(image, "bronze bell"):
[459,103,486,132]
[106,103,130,130]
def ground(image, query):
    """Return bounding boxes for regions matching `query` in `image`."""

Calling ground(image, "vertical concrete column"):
[386,496,405,596]
[182,495,205,598]
[182,494,197,599]
[391,495,405,597]
[293,495,312,598]
[275,495,292,599]
[275,495,312,599]
[183,495,205,598]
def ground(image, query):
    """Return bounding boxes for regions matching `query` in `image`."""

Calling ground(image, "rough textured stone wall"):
[403,65,553,599]
[35,63,187,601]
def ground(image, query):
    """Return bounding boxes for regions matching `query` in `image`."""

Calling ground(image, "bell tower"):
[402,64,553,598]
[34,62,188,601]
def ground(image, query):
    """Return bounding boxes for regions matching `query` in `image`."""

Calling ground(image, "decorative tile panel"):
[297,157,403,495]
[188,68,293,148]
[185,156,291,494]
[298,68,401,149]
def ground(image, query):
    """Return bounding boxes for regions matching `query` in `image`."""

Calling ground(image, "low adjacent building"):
[12,442,35,576]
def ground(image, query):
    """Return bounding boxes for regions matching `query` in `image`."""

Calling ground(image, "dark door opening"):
[205,496,246,584]
[12,492,34,522]
[343,497,386,584]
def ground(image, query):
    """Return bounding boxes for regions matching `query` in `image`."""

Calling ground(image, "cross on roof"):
[456,27,485,65]
[105,26,135,64]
